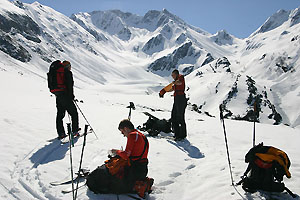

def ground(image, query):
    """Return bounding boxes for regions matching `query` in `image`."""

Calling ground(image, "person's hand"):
[111,149,118,154]
[159,89,166,98]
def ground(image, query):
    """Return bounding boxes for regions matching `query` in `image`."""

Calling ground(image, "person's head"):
[171,69,179,80]
[62,60,71,71]
[118,119,134,137]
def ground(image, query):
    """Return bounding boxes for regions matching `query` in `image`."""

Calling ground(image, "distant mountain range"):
[1,0,300,127]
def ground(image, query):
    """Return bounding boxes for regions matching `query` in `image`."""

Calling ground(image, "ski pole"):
[219,105,234,186]
[67,123,75,200]
[74,124,89,200]
[73,100,98,140]
[252,101,257,147]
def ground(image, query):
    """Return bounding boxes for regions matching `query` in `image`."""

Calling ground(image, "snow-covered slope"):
[1,1,300,199]
[1,56,300,200]
[186,6,300,128]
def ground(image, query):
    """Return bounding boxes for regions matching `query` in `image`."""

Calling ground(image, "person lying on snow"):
[86,119,154,198]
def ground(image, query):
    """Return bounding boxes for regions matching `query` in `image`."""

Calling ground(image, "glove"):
[159,89,166,98]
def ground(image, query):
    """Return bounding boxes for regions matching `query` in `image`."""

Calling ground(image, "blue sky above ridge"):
[20,0,300,38]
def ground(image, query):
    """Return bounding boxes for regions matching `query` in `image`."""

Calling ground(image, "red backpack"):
[47,60,67,94]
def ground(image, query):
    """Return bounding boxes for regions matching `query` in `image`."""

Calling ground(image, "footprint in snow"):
[169,172,182,178]
[157,180,175,186]
[186,164,196,170]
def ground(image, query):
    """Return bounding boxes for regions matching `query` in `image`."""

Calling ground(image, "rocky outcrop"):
[0,30,31,62]
[148,42,200,75]
[0,11,42,62]
[142,34,165,55]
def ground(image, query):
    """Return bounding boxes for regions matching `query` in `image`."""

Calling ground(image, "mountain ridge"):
[1,0,300,127]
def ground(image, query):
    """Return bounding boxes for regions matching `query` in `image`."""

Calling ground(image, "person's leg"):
[177,95,187,139]
[125,163,148,192]
[56,95,66,137]
[171,100,180,138]
[65,98,79,132]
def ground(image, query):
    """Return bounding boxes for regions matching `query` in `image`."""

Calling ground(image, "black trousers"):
[124,161,148,192]
[56,94,79,137]
[171,94,187,139]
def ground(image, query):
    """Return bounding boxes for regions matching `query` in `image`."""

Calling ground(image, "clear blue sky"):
[20,0,300,38]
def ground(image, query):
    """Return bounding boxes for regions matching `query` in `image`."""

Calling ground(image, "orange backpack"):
[105,157,131,179]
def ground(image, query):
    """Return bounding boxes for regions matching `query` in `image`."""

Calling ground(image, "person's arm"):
[115,135,135,160]
[65,70,75,99]
[159,82,174,97]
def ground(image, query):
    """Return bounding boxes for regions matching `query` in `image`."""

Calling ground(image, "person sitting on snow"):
[86,119,153,198]
[111,119,149,192]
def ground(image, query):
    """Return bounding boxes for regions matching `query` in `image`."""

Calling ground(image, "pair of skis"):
[50,169,88,194]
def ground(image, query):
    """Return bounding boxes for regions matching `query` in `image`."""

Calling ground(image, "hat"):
[62,60,71,68]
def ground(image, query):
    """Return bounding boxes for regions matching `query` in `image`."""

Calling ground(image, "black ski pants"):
[56,93,79,137]
[124,161,148,192]
[171,94,187,139]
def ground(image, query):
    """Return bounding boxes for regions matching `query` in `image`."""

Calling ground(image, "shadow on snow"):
[29,138,79,168]
[167,138,204,159]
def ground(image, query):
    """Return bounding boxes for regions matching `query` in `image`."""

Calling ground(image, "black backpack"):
[238,143,296,197]
[138,112,172,136]
[47,60,66,94]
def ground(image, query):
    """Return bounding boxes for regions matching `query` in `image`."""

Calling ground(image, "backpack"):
[238,143,294,195]
[105,156,131,179]
[86,156,154,197]
[47,60,66,94]
[138,112,172,136]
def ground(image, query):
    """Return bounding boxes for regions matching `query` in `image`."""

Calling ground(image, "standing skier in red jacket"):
[159,69,187,140]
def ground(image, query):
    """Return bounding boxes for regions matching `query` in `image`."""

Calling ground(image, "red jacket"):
[173,74,185,96]
[116,129,149,162]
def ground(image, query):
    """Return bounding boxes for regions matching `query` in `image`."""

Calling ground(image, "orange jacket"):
[116,130,149,162]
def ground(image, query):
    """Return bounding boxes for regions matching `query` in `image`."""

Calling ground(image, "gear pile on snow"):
[238,143,295,197]
[138,112,172,136]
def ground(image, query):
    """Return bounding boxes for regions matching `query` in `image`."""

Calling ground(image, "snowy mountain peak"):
[290,7,300,27]
[211,30,234,45]
[251,9,291,36]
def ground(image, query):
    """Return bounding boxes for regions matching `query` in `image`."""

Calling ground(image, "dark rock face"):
[182,65,194,75]
[0,13,41,42]
[0,12,41,62]
[142,34,165,55]
[201,53,214,66]
[176,33,187,44]
[148,41,194,73]
[215,57,231,72]
[0,30,31,62]
[275,56,294,73]
[118,27,131,40]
